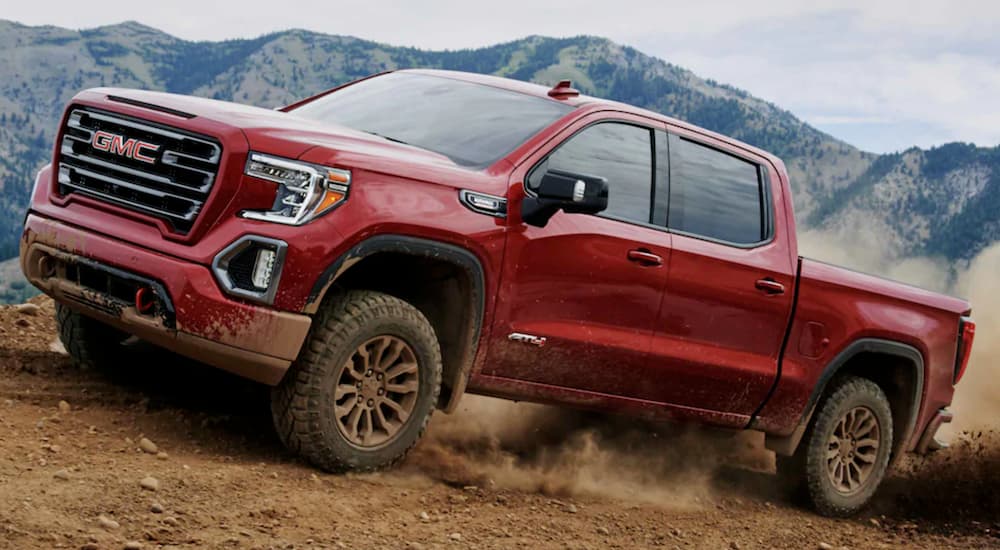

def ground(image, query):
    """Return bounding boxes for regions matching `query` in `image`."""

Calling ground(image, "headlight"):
[241,153,350,225]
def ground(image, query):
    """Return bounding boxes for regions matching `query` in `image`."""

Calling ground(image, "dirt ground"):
[1,297,997,550]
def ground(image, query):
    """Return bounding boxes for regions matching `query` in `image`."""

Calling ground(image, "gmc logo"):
[91,131,160,164]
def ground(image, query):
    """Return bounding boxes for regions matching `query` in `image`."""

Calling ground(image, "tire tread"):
[271,289,442,473]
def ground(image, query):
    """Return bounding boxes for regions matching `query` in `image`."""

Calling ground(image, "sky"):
[6,0,1000,153]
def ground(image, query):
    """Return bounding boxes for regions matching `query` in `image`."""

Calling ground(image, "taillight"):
[954,317,976,384]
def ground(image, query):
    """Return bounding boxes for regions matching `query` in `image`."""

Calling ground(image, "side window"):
[667,134,767,245]
[529,122,653,224]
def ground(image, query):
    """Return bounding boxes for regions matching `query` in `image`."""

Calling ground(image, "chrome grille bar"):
[57,107,222,233]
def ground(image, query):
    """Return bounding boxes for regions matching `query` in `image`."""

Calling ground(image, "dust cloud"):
[950,243,1000,431]
[404,396,770,509]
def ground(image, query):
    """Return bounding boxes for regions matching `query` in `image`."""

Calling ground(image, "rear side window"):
[531,122,653,224]
[667,134,767,245]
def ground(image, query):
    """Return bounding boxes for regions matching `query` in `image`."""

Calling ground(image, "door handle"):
[755,278,786,295]
[627,249,663,266]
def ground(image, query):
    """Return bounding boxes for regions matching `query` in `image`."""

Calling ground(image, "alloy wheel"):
[333,335,420,448]
[826,406,881,494]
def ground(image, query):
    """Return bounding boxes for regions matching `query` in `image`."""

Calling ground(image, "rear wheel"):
[56,303,130,369]
[271,290,442,472]
[778,376,893,517]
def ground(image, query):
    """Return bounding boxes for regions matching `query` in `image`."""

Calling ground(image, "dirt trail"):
[0,297,997,549]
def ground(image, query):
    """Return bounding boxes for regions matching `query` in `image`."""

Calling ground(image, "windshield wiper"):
[362,130,409,146]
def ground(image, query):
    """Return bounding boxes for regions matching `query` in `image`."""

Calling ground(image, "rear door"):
[485,115,674,399]
[649,128,796,416]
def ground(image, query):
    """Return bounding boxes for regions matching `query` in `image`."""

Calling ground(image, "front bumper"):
[20,213,311,385]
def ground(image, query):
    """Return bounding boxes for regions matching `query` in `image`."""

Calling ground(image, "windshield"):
[288,72,574,168]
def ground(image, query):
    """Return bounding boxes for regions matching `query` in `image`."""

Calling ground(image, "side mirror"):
[521,169,609,227]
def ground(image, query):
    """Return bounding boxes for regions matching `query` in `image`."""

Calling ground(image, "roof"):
[397,69,784,168]
[400,69,595,107]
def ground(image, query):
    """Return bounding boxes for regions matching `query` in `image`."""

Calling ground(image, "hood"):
[77,88,463,171]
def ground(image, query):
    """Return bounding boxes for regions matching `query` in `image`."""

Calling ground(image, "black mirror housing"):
[522,169,609,227]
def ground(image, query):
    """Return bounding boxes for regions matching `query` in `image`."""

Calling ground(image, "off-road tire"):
[271,290,442,473]
[780,375,893,517]
[55,303,130,369]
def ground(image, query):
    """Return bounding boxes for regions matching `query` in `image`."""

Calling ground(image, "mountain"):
[0,20,996,280]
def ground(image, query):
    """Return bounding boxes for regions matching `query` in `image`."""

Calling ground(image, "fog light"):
[212,236,288,305]
[251,248,277,289]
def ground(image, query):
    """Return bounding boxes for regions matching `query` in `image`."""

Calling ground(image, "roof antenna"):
[548,80,580,100]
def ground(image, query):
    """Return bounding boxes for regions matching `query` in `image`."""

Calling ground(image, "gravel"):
[140,476,160,491]
[97,515,120,530]
[138,437,159,454]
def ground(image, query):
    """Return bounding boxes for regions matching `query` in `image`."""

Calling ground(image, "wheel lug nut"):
[376,373,383,381]
[377,388,384,396]
[366,369,373,377]
[367,399,374,407]
[357,396,363,403]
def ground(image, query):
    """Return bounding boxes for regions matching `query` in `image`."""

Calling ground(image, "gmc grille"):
[57,107,222,234]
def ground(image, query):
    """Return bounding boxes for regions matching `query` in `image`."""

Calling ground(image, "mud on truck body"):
[21,70,976,516]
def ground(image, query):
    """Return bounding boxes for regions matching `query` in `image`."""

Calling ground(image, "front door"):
[485,117,674,400]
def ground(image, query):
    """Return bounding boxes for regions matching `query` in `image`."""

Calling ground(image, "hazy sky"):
[7,0,999,153]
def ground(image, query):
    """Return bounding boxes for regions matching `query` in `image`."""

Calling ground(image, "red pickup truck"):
[20,70,976,516]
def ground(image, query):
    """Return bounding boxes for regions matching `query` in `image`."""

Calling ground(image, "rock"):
[870,518,881,528]
[564,503,578,514]
[448,533,462,541]
[53,468,71,481]
[97,515,120,530]
[730,542,741,550]
[15,318,31,328]
[150,501,164,514]
[138,438,158,454]
[419,511,430,521]
[15,303,40,316]
[124,542,143,550]
[163,516,180,526]
[156,452,169,460]
[597,526,610,536]
[818,544,834,550]
[139,476,160,491]
[57,400,71,413]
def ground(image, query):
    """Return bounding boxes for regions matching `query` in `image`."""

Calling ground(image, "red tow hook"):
[135,287,156,315]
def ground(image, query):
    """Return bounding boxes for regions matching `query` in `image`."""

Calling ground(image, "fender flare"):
[766,338,924,458]
[305,234,487,411]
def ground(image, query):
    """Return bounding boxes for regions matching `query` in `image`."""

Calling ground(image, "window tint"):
[531,122,653,224]
[667,135,766,244]
[289,72,573,168]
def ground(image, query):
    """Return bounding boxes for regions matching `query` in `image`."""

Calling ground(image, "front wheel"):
[271,290,442,472]
[779,375,894,517]
[56,303,130,369]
